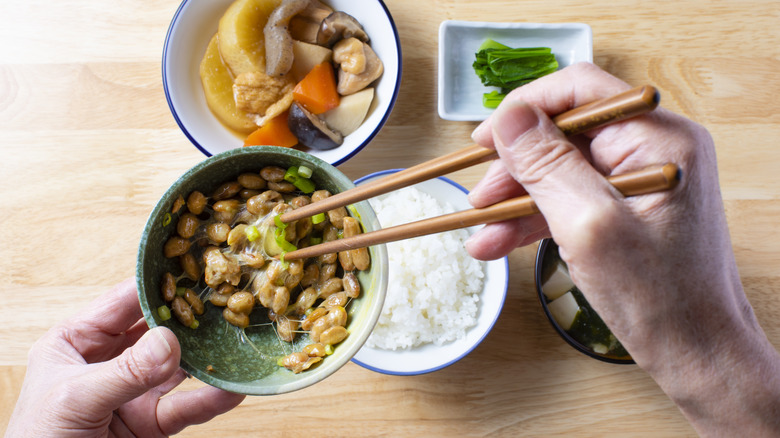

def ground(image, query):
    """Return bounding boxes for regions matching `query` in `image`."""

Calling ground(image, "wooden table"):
[2,1,778,436]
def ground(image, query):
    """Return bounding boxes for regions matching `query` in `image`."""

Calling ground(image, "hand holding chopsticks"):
[281,163,680,261]
[280,85,674,261]
[280,85,660,225]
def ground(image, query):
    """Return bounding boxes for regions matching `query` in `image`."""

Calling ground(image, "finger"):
[64,278,147,361]
[155,367,188,395]
[472,62,631,148]
[80,317,150,364]
[112,368,190,437]
[157,385,245,436]
[124,317,151,346]
[489,100,618,247]
[71,278,143,336]
[589,107,702,177]
[465,215,549,260]
[74,327,182,415]
[468,160,528,208]
[105,318,151,362]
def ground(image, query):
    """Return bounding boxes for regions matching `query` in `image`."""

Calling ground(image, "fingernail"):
[492,101,539,147]
[471,120,491,143]
[466,190,477,205]
[143,328,172,364]
[467,182,487,207]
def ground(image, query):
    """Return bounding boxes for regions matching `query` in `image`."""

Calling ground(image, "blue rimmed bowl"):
[162,0,401,165]
[351,169,509,375]
[535,238,634,364]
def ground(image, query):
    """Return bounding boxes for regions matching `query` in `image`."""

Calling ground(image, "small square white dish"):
[437,21,593,122]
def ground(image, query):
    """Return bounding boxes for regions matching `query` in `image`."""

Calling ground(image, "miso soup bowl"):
[136,146,388,395]
[535,238,633,365]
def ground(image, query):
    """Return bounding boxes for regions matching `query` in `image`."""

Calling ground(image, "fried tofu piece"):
[232,71,295,124]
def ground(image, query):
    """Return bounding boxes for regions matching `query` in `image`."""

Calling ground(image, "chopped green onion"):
[283,166,299,183]
[157,305,172,321]
[275,233,297,253]
[309,236,322,245]
[283,165,316,193]
[292,177,316,194]
[245,225,260,241]
[324,344,334,355]
[277,357,285,366]
[175,287,186,297]
[274,214,287,230]
[162,212,172,227]
[189,319,199,329]
[304,307,314,316]
[279,254,289,270]
[312,213,326,224]
[297,165,313,178]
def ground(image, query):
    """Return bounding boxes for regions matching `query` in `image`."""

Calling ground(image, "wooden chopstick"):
[281,163,681,261]
[280,85,660,224]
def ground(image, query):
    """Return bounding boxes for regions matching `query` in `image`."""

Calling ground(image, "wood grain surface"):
[2,0,779,436]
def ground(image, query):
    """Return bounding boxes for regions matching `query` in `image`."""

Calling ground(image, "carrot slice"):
[293,62,340,114]
[243,110,298,148]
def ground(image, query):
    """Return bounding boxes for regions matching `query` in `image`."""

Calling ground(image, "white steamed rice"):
[365,186,485,350]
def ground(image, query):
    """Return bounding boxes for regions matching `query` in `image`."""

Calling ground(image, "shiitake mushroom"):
[316,11,369,48]
[288,102,343,150]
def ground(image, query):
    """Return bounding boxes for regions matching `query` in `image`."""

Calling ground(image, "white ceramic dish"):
[351,170,509,375]
[437,21,593,122]
[163,0,402,166]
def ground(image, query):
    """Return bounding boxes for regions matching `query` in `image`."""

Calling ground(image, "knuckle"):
[114,349,154,389]
[565,200,628,254]
[568,60,602,76]
[514,138,579,185]
[28,325,71,364]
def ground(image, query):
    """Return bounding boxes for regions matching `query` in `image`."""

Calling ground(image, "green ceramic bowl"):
[136,146,388,395]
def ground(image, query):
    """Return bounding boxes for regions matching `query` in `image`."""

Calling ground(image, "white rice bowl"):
[366,187,484,349]
[352,170,509,375]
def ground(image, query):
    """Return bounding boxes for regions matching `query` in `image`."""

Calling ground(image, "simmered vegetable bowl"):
[163,0,401,165]
[200,0,384,151]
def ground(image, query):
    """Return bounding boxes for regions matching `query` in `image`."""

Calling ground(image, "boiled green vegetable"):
[482,91,505,109]
[473,39,558,108]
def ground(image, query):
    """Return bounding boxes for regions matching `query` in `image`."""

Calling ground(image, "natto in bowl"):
[136,146,389,395]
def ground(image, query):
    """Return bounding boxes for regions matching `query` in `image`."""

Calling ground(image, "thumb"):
[490,100,617,245]
[80,327,181,413]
